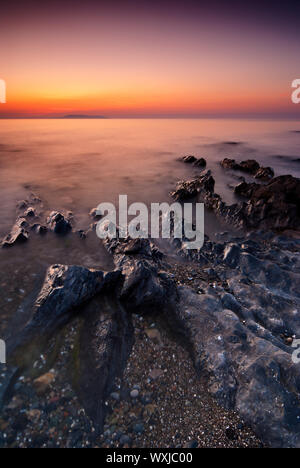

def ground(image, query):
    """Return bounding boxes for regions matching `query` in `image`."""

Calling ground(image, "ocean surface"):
[0,118,299,335]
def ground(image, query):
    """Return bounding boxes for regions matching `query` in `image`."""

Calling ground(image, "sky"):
[0,0,300,118]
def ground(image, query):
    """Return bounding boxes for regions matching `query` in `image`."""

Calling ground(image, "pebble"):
[130,389,139,399]
[133,423,144,434]
[119,434,132,446]
[110,392,120,401]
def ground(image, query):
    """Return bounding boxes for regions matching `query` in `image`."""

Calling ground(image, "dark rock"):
[0,367,19,410]
[46,211,72,234]
[239,160,260,174]
[1,220,29,248]
[9,265,122,355]
[173,170,300,232]
[24,207,36,217]
[221,158,260,175]
[171,170,215,201]
[77,229,87,239]
[220,158,239,170]
[73,295,134,434]
[16,200,28,210]
[182,155,197,163]
[104,234,177,313]
[166,286,300,447]
[89,208,102,220]
[31,224,47,235]
[255,167,274,181]
[221,293,242,314]
[193,158,207,168]
[170,179,199,201]
[223,244,241,268]
[234,181,257,197]
[163,225,300,448]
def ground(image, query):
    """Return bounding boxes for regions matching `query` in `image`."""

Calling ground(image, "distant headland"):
[63,114,108,119]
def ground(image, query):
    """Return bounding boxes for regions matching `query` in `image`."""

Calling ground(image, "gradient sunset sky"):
[0,0,300,118]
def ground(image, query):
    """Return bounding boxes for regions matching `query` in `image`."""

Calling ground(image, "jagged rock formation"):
[1,218,29,248]
[3,170,300,447]
[171,170,300,232]
[104,236,177,312]
[220,158,274,180]
[166,231,300,448]
[46,211,72,234]
[182,155,197,163]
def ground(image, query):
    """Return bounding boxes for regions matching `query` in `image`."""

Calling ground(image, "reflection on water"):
[0,118,299,334]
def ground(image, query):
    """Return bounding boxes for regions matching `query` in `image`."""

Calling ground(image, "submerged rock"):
[254,166,274,181]
[31,224,47,235]
[172,170,300,232]
[220,158,259,174]
[1,220,29,248]
[221,158,272,178]
[24,207,36,218]
[193,157,207,168]
[182,155,197,163]
[181,155,206,168]
[171,171,215,201]
[220,158,240,170]
[89,208,102,220]
[47,211,72,234]
[239,160,260,174]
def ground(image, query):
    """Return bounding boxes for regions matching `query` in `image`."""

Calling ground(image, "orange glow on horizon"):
[0,5,299,118]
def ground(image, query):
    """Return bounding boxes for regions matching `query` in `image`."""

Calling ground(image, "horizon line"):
[0,114,300,121]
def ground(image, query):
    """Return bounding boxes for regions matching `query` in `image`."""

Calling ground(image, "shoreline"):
[0,155,299,448]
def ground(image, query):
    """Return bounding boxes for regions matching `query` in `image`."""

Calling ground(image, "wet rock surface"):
[181,155,207,168]
[254,166,275,181]
[1,221,29,248]
[1,166,300,448]
[104,236,176,312]
[47,212,72,234]
[182,155,197,163]
[172,169,300,232]
[9,265,121,356]
[220,158,273,179]
[166,231,300,447]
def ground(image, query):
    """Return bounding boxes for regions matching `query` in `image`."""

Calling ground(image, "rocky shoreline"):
[0,156,300,448]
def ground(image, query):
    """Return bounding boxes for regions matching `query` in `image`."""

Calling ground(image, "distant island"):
[63,114,107,119]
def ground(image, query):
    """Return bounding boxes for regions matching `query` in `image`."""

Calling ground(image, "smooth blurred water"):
[0,118,299,233]
[0,118,299,334]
